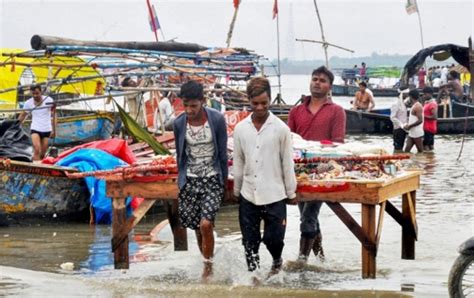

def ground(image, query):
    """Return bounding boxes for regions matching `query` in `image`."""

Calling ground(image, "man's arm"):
[368,94,375,111]
[50,106,57,138]
[352,93,359,109]
[232,128,244,198]
[390,103,402,127]
[331,107,346,143]
[216,115,228,183]
[280,128,296,199]
[18,111,28,124]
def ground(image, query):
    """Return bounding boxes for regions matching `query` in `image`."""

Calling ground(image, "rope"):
[456,105,469,160]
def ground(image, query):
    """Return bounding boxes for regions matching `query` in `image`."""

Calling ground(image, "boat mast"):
[273,0,283,104]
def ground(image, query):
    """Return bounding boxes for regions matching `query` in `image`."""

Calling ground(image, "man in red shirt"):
[288,66,346,263]
[422,87,438,151]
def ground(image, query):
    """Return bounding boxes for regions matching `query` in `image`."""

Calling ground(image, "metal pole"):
[416,10,424,49]
[276,10,282,101]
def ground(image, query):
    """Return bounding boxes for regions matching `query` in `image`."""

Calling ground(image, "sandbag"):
[0,120,33,162]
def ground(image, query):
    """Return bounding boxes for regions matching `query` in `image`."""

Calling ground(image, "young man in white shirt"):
[233,77,297,276]
[18,85,56,161]
[155,91,176,132]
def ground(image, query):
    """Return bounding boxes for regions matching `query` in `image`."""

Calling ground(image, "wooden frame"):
[107,170,421,278]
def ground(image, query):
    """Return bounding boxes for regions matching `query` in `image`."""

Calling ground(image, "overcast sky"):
[0,0,472,60]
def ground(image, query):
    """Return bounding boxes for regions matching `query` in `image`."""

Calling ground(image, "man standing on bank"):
[18,85,57,161]
[173,80,228,281]
[233,77,296,276]
[287,66,346,264]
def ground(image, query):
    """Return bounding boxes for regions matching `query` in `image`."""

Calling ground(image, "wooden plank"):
[402,191,416,260]
[112,197,129,269]
[163,200,188,251]
[298,184,379,205]
[132,200,156,227]
[107,181,179,199]
[325,202,375,251]
[377,174,420,202]
[385,201,404,227]
[406,191,418,238]
[375,201,386,255]
[361,204,377,279]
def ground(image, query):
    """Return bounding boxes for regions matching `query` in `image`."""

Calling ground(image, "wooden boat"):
[345,109,474,134]
[452,101,474,117]
[23,110,117,146]
[331,84,349,96]
[0,160,89,225]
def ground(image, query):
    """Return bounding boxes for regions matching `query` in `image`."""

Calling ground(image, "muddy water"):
[0,134,472,297]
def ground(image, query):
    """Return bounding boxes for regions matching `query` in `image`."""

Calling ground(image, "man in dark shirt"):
[288,66,346,264]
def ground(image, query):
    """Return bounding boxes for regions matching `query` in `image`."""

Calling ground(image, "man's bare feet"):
[267,258,283,278]
[201,260,213,283]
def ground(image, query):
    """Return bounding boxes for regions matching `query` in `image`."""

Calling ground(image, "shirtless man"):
[441,71,465,102]
[352,82,375,111]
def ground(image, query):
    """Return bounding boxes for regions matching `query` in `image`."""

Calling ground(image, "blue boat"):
[0,160,89,225]
[23,110,118,146]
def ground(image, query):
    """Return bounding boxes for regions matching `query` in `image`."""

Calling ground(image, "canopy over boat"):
[399,43,470,89]
[0,48,105,109]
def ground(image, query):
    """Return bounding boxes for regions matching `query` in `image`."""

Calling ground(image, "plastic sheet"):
[0,120,33,162]
[42,138,136,165]
[56,148,131,224]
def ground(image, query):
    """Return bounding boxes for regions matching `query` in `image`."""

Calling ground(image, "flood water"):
[1,134,472,297]
[1,74,473,296]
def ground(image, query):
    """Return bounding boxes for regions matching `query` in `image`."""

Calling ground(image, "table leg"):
[112,197,129,269]
[164,200,188,251]
[361,203,376,278]
[402,191,416,259]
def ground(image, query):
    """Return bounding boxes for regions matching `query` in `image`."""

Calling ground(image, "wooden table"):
[106,170,421,279]
[297,170,421,278]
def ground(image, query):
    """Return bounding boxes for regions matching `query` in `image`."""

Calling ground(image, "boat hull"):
[452,101,474,117]
[0,160,89,225]
[345,109,474,134]
[24,110,117,146]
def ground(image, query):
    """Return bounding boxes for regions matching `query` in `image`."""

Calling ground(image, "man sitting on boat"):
[441,71,465,103]
[352,82,375,112]
[155,91,176,132]
[18,85,57,161]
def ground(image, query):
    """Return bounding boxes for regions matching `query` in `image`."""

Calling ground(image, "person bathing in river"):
[422,87,438,151]
[404,90,424,153]
[173,80,228,281]
[352,82,375,112]
[233,77,296,278]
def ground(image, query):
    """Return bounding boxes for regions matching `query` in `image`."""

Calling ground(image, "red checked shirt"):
[288,96,346,143]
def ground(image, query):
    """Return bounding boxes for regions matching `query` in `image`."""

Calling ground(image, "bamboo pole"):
[226,3,241,48]
[312,0,329,68]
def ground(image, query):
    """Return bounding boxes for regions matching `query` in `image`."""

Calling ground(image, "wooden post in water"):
[402,191,417,259]
[361,204,376,278]
[163,200,188,251]
[112,197,129,269]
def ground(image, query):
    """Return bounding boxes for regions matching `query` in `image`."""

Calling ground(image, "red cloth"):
[42,138,137,165]
[288,96,346,143]
[423,101,438,134]
[418,69,426,89]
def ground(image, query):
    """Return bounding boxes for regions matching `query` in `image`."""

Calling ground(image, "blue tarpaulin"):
[56,148,130,224]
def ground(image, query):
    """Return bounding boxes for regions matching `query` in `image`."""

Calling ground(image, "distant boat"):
[0,160,89,225]
[345,109,474,134]
[452,101,474,117]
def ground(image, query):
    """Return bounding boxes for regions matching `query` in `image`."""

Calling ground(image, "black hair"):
[180,80,204,101]
[408,89,419,99]
[311,66,334,85]
[359,82,367,88]
[30,85,42,92]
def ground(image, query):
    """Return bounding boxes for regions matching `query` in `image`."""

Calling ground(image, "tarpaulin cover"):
[42,138,137,165]
[56,148,130,224]
[0,120,33,162]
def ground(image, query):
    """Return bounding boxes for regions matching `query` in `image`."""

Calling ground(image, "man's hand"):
[285,197,298,205]
[50,131,56,138]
